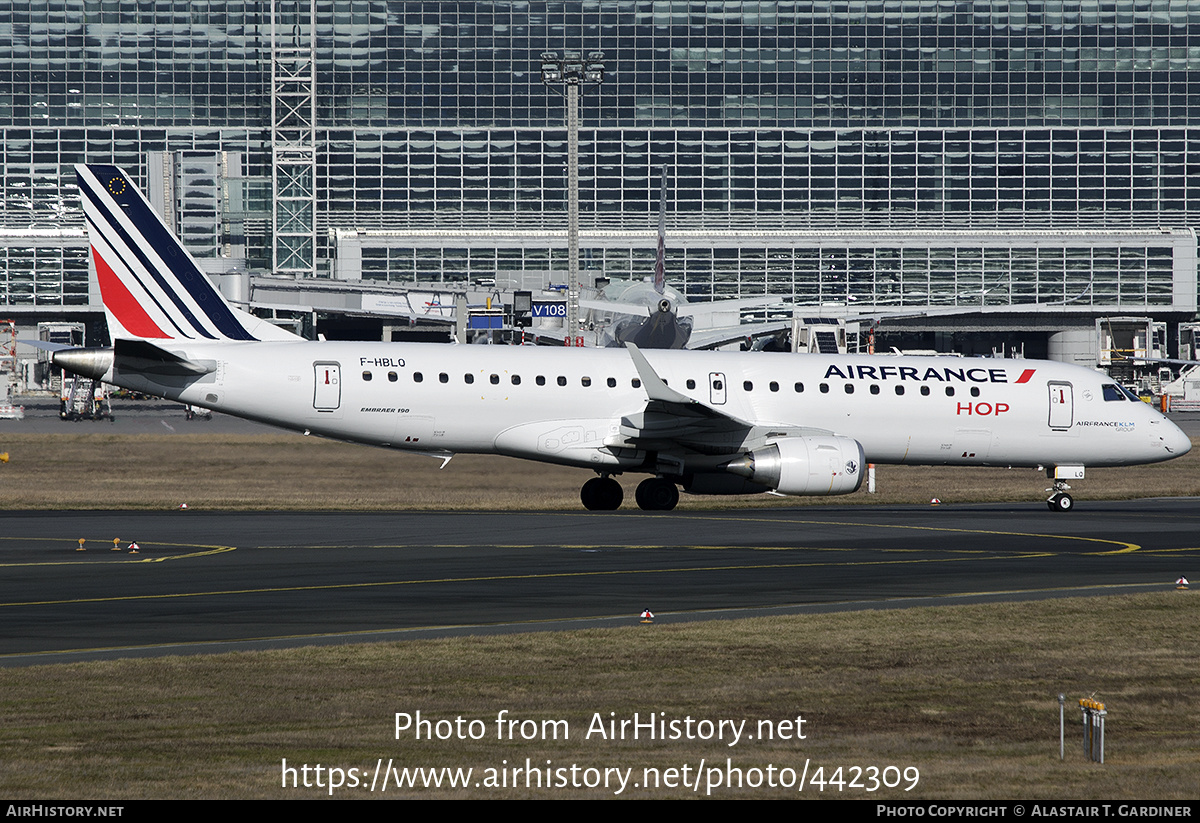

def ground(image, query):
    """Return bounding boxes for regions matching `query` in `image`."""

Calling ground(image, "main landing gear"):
[579,475,681,511]
[634,477,679,511]
[580,475,623,511]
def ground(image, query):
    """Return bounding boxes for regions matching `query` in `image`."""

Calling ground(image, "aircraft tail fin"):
[653,167,666,296]
[75,164,299,343]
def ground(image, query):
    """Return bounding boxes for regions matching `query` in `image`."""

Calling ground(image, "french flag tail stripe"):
[76,164,257,342]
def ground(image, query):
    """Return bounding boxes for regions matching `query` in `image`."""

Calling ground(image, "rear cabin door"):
[314,362,341,411]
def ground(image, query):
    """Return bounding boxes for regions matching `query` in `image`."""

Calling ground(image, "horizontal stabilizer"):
[114,339,216,376]
[53,339,216,380]
[17,338,75,353]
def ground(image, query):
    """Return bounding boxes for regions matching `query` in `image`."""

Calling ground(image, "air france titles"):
[823,364,1035,385]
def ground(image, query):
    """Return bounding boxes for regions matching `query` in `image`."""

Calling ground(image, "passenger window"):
[557,376,567,386]
[607,377,617,388]
[581,376,592,387]
[769,381,779,392]
[743,381,753,391]
[362,371,372,381]
[490,374,500,384]
[632,378,642,388]
[945,387,954,397]
[413,372,423,383]
[970,387,980,397]
[388,372,398,382]
[844,383,854,394]
[439,373,448,383]
[920,386,930,396]
[895,385,904,396]
[819,383,829,393]
[869,384,880,395]
[464,373,474,384]
[686,379,696,390]
[536,375,546,386]
[794,382,804,393]
[511,375,521,385]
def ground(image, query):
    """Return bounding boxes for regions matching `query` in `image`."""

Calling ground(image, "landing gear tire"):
[1048,492,1074,512]
[635,477,679,511]
[580,476,623,511]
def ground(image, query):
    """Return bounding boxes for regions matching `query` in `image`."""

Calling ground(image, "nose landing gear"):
[1045,465,1083,512]
[1046,480,1074,512]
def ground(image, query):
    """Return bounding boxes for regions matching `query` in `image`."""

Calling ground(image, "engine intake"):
[722,436,865,496]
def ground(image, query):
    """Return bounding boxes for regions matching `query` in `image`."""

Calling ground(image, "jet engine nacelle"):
[723,435,866,496]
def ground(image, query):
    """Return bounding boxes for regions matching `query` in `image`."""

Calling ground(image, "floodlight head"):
[562,51,584,82]
[540,51,561,83]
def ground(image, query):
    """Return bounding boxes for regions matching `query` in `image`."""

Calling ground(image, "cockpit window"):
[1104,384,1142,402]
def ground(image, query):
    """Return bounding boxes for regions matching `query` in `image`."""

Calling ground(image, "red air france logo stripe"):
[1015,369,1036,384]
[92,247,171,339]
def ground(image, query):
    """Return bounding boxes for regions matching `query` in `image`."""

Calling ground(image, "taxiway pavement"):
[1,502,1196,666]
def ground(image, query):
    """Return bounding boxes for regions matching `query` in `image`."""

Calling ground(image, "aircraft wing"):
[613,345,752,450]
[1119,356,1200,368]
[686,320,794,351]
[674,295,778,318]
[615,345,833,454]
[579,297,652,316]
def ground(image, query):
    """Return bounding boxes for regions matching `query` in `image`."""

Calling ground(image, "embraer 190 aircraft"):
[52,164,1191,512]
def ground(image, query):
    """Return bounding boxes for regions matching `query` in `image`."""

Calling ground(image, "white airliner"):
[53,164,1191,512]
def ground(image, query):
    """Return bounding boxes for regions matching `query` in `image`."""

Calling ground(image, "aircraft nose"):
[1156,417,1192,457]
[1169,420,1192,456]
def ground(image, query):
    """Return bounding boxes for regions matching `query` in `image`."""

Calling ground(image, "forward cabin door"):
[1048,381,1073,430]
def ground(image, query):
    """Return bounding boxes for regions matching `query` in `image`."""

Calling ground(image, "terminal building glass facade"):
[1,1,1198,334]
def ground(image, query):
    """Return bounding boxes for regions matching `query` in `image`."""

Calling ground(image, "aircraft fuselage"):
[99,341,1190,474]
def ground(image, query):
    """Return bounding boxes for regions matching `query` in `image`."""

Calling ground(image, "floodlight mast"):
[540,50,606,347]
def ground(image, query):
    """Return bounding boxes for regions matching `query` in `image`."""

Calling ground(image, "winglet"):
[626,344,696,405]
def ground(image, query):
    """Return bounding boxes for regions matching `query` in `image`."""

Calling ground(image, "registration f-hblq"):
[53,164,1191,512]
